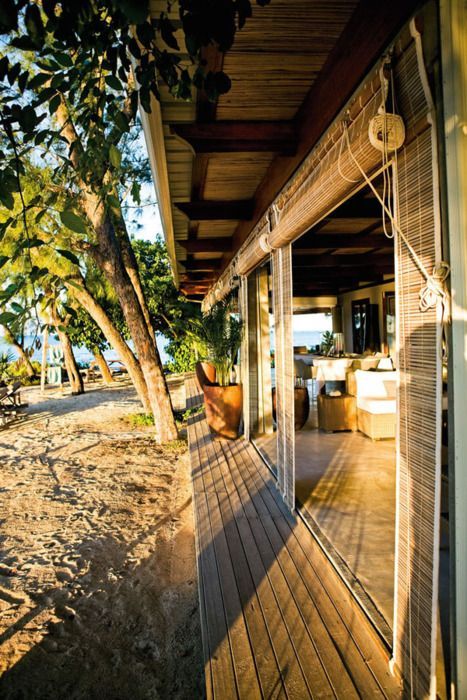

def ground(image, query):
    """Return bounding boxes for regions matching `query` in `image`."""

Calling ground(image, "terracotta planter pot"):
[196,361,216,388]
[203,383,243,439]
[272,386,310,430]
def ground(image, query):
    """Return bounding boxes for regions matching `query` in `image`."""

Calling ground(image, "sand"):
[0,380,204,700]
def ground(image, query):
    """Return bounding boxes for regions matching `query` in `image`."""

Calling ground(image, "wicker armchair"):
[352,369,397,440]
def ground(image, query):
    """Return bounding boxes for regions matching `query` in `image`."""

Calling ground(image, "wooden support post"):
[441,0,467,696]
[257,267,274,435]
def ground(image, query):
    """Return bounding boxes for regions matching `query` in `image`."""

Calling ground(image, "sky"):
[125,181,163,242]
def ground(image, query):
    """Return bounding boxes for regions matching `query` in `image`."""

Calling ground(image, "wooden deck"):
[186,377,402,699]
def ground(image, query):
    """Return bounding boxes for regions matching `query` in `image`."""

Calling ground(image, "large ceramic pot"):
[272,386,310,430]
[203,383,243,439]
[195,361,216,388]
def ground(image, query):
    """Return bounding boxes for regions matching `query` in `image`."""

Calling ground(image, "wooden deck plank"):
[196,493,238,697]
[219,438,339,697]
[208,440,334,698]
[197,416,296,698]
[224,437,362,700]
[186,378,402,700]
[198,422,311,698]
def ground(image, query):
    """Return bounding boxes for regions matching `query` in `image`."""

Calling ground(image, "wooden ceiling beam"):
[295,234,392,250]
[320,197,383,220]
[175,200,254,221]
[182,260,221,272]
[293,268,390,281]
[170,121,297,154]
[178,238,232,253]
[292,252,394,267]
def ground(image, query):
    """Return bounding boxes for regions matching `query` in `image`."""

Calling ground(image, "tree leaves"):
[109,144,121,168]
[105,74,123,91]
[58,249,80,265]
[0,0,17,33]
[59,210,87,234]
[24,4,45,48]
[49,93,61,115]
[0,311,18,325]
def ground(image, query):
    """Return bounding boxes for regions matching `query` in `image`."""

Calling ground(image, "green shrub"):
[126,412,155,427]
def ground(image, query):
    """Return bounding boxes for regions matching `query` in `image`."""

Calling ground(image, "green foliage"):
[126,412,155,427]
[189,296,243,387]
[321,330,334,356]
[65,305,110,355]
[165,335,198,374]
[8,358,41,384]
[132,237,201,372]
[0,350,15,381]
[0,0,270,222]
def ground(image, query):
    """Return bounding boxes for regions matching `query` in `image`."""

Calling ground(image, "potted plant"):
[189,297,243,439]
[321,330,334,356]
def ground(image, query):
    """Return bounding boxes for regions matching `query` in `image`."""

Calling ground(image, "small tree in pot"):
[189,297,243,438]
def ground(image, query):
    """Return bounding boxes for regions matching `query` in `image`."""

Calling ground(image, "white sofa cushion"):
[377,357,394,370]
[357,397,397,414]
[354,369,397,399]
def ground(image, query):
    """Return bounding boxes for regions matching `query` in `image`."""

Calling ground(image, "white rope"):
[340,123,450,319]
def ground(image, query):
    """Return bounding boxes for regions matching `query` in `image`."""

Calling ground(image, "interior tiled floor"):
[255,402,396,627]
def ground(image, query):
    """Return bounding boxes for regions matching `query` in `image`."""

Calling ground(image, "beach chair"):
[0,382,26,426]
[1,381,24,407]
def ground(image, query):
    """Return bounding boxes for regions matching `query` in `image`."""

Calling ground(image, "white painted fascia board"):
[140,100,179,287]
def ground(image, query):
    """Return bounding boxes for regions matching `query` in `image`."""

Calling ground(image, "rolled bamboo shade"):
[271,245,295,509]
[239,276,250,440]
[392,29,443,699]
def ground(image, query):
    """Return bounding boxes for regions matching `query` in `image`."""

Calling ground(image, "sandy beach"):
[0,380,204,699]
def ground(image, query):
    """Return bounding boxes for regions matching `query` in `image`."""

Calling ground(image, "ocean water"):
[269,330,329,352]
[0,334,171,367]
[0,328,328,370]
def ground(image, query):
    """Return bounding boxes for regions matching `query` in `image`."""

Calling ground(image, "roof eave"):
[140,100,179,287]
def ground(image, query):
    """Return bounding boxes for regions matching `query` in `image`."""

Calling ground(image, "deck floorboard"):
[186,377,402,699]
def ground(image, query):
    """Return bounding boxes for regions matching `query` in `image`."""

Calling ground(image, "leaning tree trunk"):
[52,314,84,395]
[67,281,151,412]
[116,224,154,337]
[57,106,177,442]
[95,235,177,441]
[83,204,177,442]
[2,325,36,377]
[92,349,113,385]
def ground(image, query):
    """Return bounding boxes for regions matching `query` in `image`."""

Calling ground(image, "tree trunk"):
[56,106,178,442]
[85,206,177,442]
[92,349,113,385]
[67,281,151,412]
[2,325,36,377]
[116,225,154,337]
[40,326,48,393]
[52,315,84,395]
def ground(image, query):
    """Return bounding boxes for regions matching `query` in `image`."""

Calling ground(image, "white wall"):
[338,281,395,353]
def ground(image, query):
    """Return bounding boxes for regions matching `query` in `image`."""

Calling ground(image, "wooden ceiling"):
[291,179,394,297]
[148,0,419,300]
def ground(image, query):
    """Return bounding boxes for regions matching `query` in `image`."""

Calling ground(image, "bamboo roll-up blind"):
[237,216,270,277]
[271,245,295,508]
[239,276,250,441]
[268,89,383,249]
[392,31,442,699]
[247,273,260,436]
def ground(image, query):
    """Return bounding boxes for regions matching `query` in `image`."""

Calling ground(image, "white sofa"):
[354,369,397,439]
